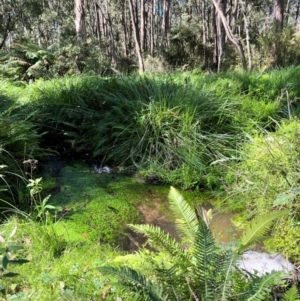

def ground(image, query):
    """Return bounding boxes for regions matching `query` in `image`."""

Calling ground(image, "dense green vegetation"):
[1,66,300,299]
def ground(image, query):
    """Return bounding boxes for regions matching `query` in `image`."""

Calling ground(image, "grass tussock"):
[2,67,300,191]
[1,67,300,195]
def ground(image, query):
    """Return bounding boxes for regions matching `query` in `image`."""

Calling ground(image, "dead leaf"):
[59,281,65,292]
[102,285,111,299]
[9,225,17,238]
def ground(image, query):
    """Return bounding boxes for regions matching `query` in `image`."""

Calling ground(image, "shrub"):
[265,217,300,261]
[19,75,238,189]
[226,119,300,260]
[0,93,43,208]
[257,25,300,69]
[228,120,300,213]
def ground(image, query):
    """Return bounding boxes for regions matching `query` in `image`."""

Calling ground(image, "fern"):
[239,210,288,253]
[193,220,218,301]
[99,266,169,301]
[101,188,291,301]
[128,224,190,264]
[281,285,300,301]
[0,41,54,81]
[168,186,198,244]
[243,271,282,301]
[154,265,187,301]
[218,250,240,301]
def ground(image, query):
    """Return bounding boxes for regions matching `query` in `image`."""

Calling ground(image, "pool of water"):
[203,205,241,243]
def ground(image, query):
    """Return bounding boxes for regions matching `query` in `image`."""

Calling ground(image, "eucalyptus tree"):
[212,0,227,72]
[0,0,73,50]
[74,0,87,43]
[211,0,247,71]
[0,0,15,49]
[1,0,300,76]
[128,0,144,71]
[161,0,171,46]
[274,0,285,29]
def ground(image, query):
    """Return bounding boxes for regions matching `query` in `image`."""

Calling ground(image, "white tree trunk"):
[74,0,86,43]
[211,0,247,70]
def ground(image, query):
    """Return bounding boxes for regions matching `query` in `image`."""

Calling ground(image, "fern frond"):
[193,221,218,301]
[128,224,190,264]
[154,265,187,300]
[99,265,168,301]
[194,221,216,258]
[219,250,240,301]
[168,186,198,243]
[9,57,30,65]
[239,210,287,253]
[281,285,300,301]
[244,271,282,301]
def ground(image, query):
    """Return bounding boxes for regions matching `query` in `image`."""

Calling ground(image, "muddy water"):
[131,201,295,279]
[208,209,241,243]
[133,200,240,248]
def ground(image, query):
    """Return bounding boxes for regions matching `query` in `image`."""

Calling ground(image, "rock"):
[93,164,112,174]
[237,251,294,277]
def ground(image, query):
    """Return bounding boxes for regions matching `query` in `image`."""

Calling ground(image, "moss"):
[48,163,171,244]
[41,177,57,192]
[3,164,177,300]
[264,217,300,262]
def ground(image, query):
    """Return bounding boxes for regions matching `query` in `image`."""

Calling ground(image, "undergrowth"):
[0,165,172,300]
[3,67,299,190]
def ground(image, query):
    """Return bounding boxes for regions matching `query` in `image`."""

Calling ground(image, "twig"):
[186,277,200,301]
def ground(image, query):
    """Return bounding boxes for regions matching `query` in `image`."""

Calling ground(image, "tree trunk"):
[95,2,101,43]
[274,0,284,30]
[100,1,118,68]
[240,1,252,70]
[134,0,140,44]
[128,0,144,72]
[211,0,247,70]
[213,5,218,68]
[86,1,94,39]
[74,0,86,43]
[122,1,129,57]
[216,0,226,72]
[140,0,145,51]
[295,0,300,25]
[230,0,238,33]
[161,0,170,46]
[150,0,155,56]
[202,0,208,69]
[285,0,290,25]
[0,14,12,49]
